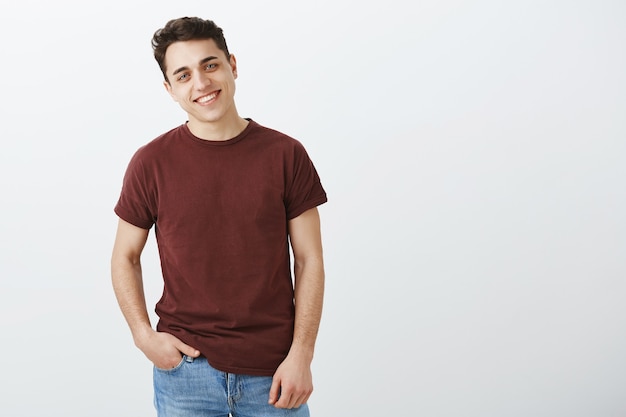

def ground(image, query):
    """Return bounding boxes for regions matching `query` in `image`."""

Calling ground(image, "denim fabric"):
[153,355,310,417]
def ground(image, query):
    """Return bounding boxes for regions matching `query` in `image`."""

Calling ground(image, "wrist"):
[288,342,315,363]
[132,325,155,349]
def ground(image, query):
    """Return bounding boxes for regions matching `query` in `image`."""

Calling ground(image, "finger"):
[291,393,306,409]
[284,389,310,409]
[175,340,200,358]
[276,386,300,409]
[296,392,311,408]
[290,394,306,409]
[274,393,291,409]
[268,377,281,405]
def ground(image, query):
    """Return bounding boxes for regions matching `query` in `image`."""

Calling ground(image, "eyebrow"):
[171,56,219,77]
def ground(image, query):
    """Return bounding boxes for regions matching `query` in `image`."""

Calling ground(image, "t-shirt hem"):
[114,205,153,229]
[205,358,278,377]
[287,195,328,220]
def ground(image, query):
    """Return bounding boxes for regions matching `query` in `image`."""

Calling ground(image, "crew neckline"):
[182,118,255,147]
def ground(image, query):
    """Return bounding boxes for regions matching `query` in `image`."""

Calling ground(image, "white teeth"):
[197,92,217,103]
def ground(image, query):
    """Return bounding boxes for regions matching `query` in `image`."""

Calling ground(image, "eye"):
[177,73,189,82]
[205,63,217,71]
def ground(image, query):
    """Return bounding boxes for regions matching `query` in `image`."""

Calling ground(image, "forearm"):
[268,256,324,408]
[111,255,153,344]
[291,256,325,360]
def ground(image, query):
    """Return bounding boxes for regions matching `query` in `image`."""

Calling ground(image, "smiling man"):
[111,17,327,417]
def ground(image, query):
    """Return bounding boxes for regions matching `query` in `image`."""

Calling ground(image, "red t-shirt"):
[114,120,327,375]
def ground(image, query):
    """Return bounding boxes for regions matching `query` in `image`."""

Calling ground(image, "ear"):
[230,54,238,79]
[163,80,178,102]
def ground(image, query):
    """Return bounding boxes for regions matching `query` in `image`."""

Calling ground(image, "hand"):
[268,351,313,409]
[135,329,200,369]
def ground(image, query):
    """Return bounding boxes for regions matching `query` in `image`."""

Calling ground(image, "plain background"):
[1,0,624,416]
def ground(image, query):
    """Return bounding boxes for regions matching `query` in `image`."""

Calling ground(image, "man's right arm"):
[110,218,200,368]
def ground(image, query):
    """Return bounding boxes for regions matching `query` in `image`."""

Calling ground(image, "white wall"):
[0,0,624,416]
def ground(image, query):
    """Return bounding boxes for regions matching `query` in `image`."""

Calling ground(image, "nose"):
[193,71,211,90]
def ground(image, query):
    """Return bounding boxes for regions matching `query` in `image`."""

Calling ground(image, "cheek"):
[167,87,186,103]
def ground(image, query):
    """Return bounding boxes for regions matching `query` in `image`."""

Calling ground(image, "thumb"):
[176,340,201,358]
[268,376,281,405]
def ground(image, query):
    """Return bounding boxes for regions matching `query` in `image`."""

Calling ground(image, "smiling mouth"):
[195,91,219,104]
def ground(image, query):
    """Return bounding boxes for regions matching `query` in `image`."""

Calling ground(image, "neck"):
[187,113,249,141]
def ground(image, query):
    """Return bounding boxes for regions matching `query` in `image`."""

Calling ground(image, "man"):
[111,17,327,416]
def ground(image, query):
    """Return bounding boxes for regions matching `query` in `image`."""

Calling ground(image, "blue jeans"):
[153,355,310,417]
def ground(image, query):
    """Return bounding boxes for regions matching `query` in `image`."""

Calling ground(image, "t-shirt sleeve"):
[114,150,157,230]
[284,141,327,220]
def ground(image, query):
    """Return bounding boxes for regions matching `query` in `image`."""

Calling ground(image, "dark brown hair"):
[152,17,231,82]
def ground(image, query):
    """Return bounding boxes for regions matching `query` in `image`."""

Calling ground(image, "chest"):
[151,146,288,235]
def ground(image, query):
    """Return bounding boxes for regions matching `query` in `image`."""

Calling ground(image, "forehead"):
[164,39,228,72]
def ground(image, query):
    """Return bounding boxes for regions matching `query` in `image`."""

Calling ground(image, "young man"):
[111,17,327,416]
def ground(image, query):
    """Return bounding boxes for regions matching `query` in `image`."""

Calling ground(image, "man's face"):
[163,39,238,127]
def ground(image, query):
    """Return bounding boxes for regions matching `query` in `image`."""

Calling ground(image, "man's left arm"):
[269,207,325,409]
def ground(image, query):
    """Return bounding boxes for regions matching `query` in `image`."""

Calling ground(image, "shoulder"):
[130,125,185,162]
[247,120,306,151]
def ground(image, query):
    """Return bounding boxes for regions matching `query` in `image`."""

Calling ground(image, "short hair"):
[152,17,231,82]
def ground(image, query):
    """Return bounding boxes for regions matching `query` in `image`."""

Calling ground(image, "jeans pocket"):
[154,355,187,373]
